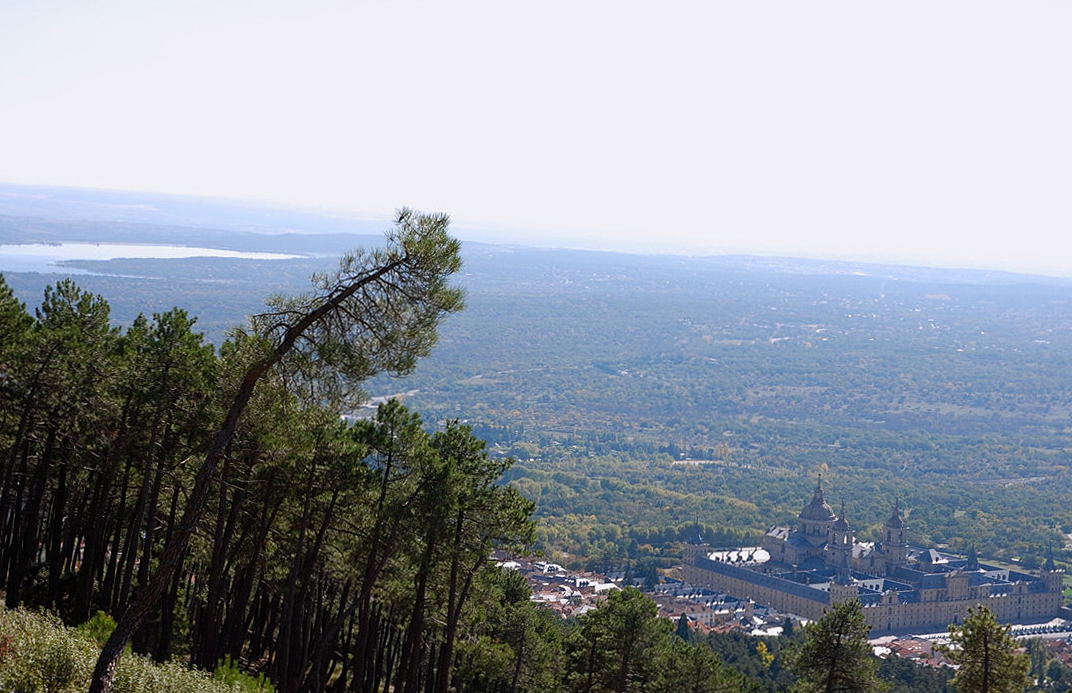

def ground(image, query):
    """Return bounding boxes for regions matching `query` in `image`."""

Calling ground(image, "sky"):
[1,1,1070,275]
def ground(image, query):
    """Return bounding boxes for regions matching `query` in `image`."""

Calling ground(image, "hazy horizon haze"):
[2,1,1070,275]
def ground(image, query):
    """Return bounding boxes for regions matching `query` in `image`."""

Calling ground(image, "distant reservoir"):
[0,242,302,275]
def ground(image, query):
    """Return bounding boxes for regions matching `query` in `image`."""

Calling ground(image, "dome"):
[800,498,836,521]
[799,477,835,521]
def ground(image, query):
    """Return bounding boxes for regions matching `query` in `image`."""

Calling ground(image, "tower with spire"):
[829,550,859,604]
[965,545,980,571]
[881,499,908,570]
[829,499,854,568]
[1041,546,1065,593]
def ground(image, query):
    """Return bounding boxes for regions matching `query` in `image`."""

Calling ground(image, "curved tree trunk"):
[90,256,409,693]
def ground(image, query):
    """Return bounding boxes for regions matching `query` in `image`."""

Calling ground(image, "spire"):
[1044,546,1057,572]
[886,498,905,530]
[810,473,827,503]
[833,499,850,531]
[810,472,827,504]
[966,545,979,571]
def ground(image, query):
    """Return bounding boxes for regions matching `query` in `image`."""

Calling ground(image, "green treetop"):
[789,599,886,693]
[945,605,1029,693]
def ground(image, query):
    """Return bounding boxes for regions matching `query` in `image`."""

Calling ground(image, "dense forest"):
[0,216,551,691]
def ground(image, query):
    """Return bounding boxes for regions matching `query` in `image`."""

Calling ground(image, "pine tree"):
[788,599,886,693]
[657,638,753,693]
[675,613,692,642]
[945,606,1030,693]
[568,587,671,692]
[89,209,464,693]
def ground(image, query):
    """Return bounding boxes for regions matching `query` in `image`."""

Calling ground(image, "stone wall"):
[683,559,830,621]
[686,556,1062,634]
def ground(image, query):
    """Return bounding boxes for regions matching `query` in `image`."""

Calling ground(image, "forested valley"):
[6,200,1071,578]
[0,215,763,692]
[2,189,1072,690]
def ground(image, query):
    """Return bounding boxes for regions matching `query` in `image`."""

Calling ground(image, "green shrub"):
[0,606,245,693]
[75,611,117,647]
[112,656,238,693]
[37,637,85,693]
[214,655,276,693]
[0,608,93,693]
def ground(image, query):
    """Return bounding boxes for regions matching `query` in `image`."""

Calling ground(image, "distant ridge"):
[0,181,386,236]
[3,181,1071,287]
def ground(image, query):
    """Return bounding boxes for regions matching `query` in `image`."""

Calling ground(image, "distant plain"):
[2,183,1070,571]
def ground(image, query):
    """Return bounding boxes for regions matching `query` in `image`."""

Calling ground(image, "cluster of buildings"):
[497,557,624,618]
[647,581,791,635]
[683,477,1066,635]
[497,555,791,635]
[872,636,953,668]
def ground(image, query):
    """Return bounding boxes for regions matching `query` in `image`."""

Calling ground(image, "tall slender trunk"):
[1,438,31,590]
[90,254,408,693]
[435,508,467,693]
[196,454,246,669]
[508,622,526,693]
[352,452,396,693]
[75,393,134,623]
[46,457,67,606]
[399,535,436,693]
[7,424,57,607]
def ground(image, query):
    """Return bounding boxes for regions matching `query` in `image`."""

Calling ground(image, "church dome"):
[801,499,836,521]
[799,477,835,521]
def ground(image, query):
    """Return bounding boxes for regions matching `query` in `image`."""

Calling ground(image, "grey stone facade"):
[684,478,1064,634]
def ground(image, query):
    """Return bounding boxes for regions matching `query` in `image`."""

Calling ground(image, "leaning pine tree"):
[89,209,464,693]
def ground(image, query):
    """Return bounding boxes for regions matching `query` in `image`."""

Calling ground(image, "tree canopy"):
[945,606,1030,693]
[789,599,886,693]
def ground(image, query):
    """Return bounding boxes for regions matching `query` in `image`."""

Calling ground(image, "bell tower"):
[965,545,980,571]
[829,500,853,568]
[883,499,908,568]
[1042,547,1065,593]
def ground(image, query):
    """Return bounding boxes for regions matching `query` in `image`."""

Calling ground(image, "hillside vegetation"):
[0,607,270,693]
[5,210,1071,571]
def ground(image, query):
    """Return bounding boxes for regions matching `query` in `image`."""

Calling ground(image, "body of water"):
[0,242,302,275]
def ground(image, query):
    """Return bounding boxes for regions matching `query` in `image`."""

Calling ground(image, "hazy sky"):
[2,1,1070,274]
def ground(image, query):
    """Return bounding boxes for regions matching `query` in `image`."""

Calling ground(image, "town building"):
[883,637,953,668]
[682,477,1065,635]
